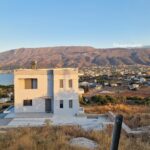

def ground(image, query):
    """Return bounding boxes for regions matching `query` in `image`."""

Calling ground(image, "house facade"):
[14,68,79,115]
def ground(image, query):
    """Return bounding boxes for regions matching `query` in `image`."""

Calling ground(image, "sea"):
[0,73,13,85]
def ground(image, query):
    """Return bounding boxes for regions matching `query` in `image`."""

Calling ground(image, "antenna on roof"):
[31,60,37,69]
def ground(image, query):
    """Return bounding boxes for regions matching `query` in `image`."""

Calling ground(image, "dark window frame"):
[31,79,38,89]
[60,100,63,108]
[69,99,73,108]
[23,99,32,106]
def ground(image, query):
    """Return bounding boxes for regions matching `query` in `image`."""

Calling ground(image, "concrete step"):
[7,118,51,127]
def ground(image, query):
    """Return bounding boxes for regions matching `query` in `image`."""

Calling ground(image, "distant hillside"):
[0,46,150,69]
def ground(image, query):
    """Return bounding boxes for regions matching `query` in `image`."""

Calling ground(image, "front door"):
[45,98,51,113]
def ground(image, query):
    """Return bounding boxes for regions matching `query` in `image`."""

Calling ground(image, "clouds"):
[113,43,143,48]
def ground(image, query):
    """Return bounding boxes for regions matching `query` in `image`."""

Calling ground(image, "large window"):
[69,100,73,108]
[23,99,32,106]
[60,100,63,108]
[69,79,73,88]
[25,78,37,89]
[60,79,64,88]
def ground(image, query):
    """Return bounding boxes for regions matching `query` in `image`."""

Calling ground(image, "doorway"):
[45,98,51,113]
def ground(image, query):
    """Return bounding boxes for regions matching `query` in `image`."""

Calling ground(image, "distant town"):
[79,65,150,93]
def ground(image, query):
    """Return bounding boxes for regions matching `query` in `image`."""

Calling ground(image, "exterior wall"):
[14,70,49,113]
[54,98,79,115]
[53,68,79,115]
[15,98,45,112]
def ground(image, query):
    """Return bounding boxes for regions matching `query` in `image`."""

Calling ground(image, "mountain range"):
[0,46,150,69]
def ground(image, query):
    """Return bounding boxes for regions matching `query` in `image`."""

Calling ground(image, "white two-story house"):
[14,68,79,115]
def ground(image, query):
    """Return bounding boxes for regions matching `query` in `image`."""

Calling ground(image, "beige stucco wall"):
[53,68,79,115]
[14,70,49,112]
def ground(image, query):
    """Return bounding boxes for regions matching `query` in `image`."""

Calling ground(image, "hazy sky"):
[0,0,150,52]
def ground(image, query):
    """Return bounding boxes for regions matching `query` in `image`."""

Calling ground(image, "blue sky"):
[0,0,150,52]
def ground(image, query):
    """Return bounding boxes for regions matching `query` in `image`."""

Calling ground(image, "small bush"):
[144,97,150,105]
[126,96,150,105]
[126,96,142,101]
[82,95,119,105]
[105,95,117,103]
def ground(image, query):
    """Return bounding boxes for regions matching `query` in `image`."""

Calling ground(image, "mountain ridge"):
[0,46,150,69]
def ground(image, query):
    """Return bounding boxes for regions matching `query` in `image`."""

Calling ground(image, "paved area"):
[15,112,53,118]
[51,115,111,130]
[7,118,49,127]
[0,111,113,130]
[5,112,53,119]
[0,118,12,126]
[5,115,112,130]
[0,113,7,119]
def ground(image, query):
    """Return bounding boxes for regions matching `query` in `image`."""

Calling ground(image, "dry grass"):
[124,113,150,128]
[84,104,150,128]
[0,125,149,150]
[84,87,150,98]
[84,104,150,114]
[120,87,150,98]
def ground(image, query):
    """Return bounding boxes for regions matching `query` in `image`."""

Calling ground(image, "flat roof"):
[14,68,78,75]
[14,68,77,71]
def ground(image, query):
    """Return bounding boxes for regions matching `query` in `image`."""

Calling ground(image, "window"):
[60,100,63,108]
[69,100,73,108]
[31,79,37,89]
[69,79,73,88]
[25,78,37,89]
[60,79,64,88]
[23,100,32,106]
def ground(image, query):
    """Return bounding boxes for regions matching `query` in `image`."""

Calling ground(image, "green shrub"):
[126,96,142,101]
[144,97,150,105]
[126,96,150,105]
[105,95,117,103]
[90,95,118,105]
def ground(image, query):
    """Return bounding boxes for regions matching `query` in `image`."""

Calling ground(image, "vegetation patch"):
[126,96,150,105]
[0,85,13,98]
[84,104,150,129]
[0,125,149,150]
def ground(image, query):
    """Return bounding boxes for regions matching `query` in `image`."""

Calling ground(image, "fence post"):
[110,114,123,150]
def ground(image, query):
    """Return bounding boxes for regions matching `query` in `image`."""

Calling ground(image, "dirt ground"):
[84,86,150,98]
